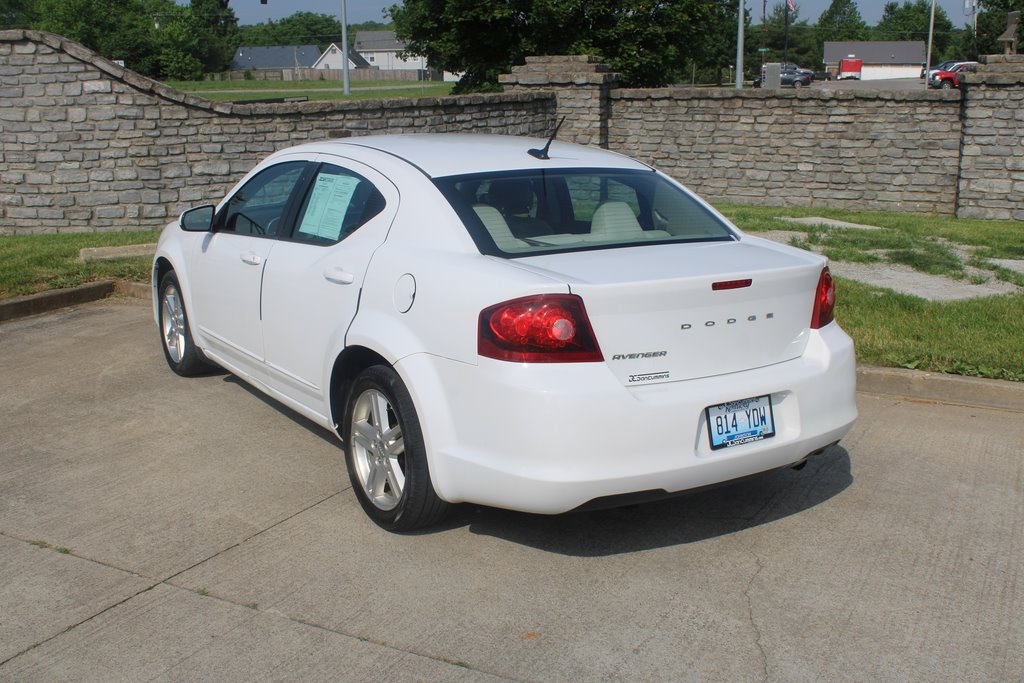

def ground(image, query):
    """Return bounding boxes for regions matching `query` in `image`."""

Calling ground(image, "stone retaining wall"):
[959,55,1024,220]
[1,32,1023,233]
[0,30,555,234]
[608,87,960,214]
[502,56,963,215]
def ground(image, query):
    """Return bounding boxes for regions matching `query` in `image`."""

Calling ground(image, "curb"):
[1,284,1021,412]
[79,243,157,262]
[0,280,150,323]
[0,281,114,322]
[855,365,1024,412]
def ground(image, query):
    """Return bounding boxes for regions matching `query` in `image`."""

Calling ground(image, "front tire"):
[342,365,451,531]
[158,271,215,377]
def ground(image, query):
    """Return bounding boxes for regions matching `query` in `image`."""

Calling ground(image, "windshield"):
[434,168,735,257]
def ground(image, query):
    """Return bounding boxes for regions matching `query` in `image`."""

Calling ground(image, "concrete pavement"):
[1,299,1022,680]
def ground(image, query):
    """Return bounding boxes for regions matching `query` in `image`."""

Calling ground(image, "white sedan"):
[153,133,857,531]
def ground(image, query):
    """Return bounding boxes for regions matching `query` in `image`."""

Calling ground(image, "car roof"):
[279,133,652,178]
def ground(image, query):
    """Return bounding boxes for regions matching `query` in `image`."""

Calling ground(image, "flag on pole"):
[787,0,796,11]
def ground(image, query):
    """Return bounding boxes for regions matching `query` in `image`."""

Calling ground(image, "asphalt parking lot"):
[795,77,931,92]
[1,298,1022,681]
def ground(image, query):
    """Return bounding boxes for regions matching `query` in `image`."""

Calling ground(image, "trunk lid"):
[516,236,825,385]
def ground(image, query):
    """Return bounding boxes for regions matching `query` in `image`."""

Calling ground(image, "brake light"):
[712,278,752,291]
[810,267,835,329]
[479,294,603,362]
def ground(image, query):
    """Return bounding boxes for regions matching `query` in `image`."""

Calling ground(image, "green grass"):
[716,203,1024,381]
[28,540,74,554]
[837,279,1024,382]
[0,231,158,298]
[4,206,1023,382]
[720,204,1024,261]
[165,79,455,102]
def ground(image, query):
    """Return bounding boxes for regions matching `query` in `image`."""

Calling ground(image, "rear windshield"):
[434,168,735,257]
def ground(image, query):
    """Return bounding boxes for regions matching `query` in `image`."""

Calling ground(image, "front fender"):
[152,223,203,346]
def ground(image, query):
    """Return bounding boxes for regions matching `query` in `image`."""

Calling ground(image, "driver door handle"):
[324,266,355,285]
[240,252,262,266]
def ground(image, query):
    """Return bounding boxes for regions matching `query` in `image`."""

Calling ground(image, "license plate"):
[705,395,776,450]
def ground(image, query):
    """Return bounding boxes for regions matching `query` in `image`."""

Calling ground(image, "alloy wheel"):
[161,285,186,364]
[350,388,406,511]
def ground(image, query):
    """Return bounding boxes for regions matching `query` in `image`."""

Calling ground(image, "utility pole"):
[735,0,745,88]
[783,0,791,65]
[341,0,350,95]
[761,0,768,61]
[925,0,936,89]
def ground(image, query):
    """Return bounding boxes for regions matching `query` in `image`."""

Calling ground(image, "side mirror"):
[179,205,215,232]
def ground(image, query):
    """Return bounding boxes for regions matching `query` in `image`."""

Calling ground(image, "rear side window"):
[291,164,386,245]
[434,168,734,257]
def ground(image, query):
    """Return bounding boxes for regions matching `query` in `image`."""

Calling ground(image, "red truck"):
[838,58,862,80]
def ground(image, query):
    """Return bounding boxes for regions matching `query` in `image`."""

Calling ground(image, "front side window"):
[435,168,735,257]
[217,161,307,237]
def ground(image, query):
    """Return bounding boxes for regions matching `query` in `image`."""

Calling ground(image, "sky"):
[222,0,978,28]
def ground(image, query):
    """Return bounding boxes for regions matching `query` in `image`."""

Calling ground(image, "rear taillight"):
[479,294,603,362]
[810,267,835,329]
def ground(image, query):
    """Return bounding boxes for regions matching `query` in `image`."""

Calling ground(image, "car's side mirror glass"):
[179,205,215,232]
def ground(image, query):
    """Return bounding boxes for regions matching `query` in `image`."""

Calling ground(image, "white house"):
[823,41,926,80]
[353,31,427,71]
[311,43,370,71]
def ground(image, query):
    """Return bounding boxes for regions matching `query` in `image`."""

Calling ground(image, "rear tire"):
[342,365,451,531]
[158,271,216,377]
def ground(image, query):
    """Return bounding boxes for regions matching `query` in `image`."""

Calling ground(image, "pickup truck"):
[929,62,977,89]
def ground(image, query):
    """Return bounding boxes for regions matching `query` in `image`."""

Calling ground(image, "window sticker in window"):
[296,173,361,242]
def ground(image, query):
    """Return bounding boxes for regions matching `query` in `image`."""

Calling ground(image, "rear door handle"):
[324,266,355,285]
[240,252,262,266]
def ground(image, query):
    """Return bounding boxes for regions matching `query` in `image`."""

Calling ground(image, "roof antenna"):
[528,116,566,160]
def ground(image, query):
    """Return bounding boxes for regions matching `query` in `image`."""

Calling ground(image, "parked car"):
[781,70,813,87]
[929,62,977,89]
[921,60,960,80]
[754,64,813,88]
[785,63,815,79]
[153,133,857,531]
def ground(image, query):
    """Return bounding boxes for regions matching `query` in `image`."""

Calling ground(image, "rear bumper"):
[397,323,857,514]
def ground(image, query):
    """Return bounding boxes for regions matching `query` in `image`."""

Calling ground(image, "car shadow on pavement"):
[221,374,346,449]
[219,373,852,554]
[457,449,852,556]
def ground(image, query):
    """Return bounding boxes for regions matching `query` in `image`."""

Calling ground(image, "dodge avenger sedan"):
[153,133,857,531]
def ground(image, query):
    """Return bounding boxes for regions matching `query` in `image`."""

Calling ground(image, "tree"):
[816,0,868,43]
[759,2,819,68]
[388,0,718,92]
[389,0,534,92]
[0,0,37,28]
[18,0,230,80]
[872,0,954,57]
[32,0,165,72]
[699,0,750,84]
[239,12,339,51]
[967,0,1024,57]
[190,0,239,73]
[152,2,204,80]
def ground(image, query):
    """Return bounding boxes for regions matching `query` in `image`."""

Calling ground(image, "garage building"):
[823,41,926,80]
